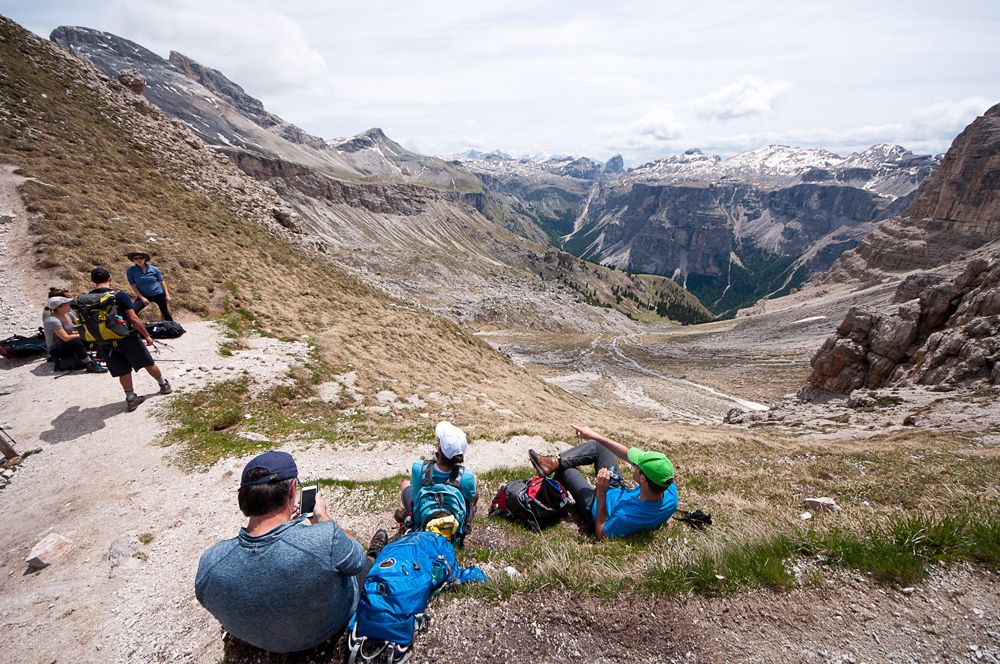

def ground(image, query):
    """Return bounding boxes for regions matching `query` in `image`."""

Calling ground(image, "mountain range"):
[48,25,711,331]
[458,144,938,317]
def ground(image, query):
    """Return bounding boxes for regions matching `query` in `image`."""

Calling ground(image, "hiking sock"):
[157,376,168,386]
[125,390,137,400]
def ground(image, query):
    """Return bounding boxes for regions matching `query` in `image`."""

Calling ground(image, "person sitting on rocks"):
[396,421,478,542]
[86,266,170,411]
[125,250,173,321]
[529,426,677,540]
[196,451,389,658]
[42,296,105,373]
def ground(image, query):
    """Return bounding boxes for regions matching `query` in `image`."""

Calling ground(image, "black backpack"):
[0,329,47,359]
[145,320,185,339]
[489,476,570,531]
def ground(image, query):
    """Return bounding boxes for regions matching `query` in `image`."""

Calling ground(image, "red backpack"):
[489,476,569,531]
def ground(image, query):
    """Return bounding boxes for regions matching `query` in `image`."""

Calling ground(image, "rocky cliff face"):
[564,179,897,316]
[823,104,1000,283]
[802,251,1000,398]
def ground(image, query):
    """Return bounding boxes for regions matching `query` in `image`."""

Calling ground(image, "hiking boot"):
[86,361,108,374]
[529,449,559,477]
[159,380,172,395]
[366,529,389,559]
[125,395,146,412]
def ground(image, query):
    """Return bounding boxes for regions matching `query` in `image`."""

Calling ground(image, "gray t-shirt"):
[42,314,76,350]
[195,516,366,653]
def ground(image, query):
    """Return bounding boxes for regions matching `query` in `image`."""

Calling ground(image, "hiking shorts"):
[98,336,154,377]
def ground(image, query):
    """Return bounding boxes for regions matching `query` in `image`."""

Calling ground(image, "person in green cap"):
[529,426,677,540]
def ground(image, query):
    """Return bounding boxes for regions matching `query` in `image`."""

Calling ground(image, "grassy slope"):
[0,17,585,425]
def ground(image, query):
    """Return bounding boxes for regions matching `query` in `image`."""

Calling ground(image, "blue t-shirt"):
[195,517,366,653]
[593,483,678,539]
[126,264,164,297]
[410,460,477,509]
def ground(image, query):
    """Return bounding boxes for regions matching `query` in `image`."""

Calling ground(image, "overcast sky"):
[3,1,998,164]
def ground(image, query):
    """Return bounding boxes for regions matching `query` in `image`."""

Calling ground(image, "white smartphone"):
[300,485,317,518]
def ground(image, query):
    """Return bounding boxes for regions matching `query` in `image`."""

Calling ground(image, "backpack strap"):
[420,460,434,487]
[446,465,463,488]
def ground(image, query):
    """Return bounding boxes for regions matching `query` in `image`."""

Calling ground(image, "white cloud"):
[108,0,328,96]
[632,109,684,141]
[695,96,993,158]
[695,75,792,121]
[909,96,993,138]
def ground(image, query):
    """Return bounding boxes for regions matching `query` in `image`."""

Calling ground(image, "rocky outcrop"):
[823,103,1000,283]
[906,103,1000,225]
[116,68,145,94]
[801,255,1000,398]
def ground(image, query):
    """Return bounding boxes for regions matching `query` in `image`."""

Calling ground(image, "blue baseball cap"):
[240,450,298,487]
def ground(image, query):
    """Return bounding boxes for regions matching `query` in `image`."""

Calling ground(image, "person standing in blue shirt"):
[125,250,173,321]
[529,426,677,540]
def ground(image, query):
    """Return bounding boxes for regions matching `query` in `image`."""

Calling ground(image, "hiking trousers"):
[555,441,621,531]
[49,339,89,370]
[135,293,172,321]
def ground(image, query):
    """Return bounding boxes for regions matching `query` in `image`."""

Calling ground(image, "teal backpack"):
[413,460,470,547]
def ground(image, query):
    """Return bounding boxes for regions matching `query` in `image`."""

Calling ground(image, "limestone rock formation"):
[801,254,1000,398]
[115,67,145,94]
[823,103,1000,283]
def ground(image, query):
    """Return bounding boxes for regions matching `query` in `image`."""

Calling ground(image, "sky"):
[3,0,998,165]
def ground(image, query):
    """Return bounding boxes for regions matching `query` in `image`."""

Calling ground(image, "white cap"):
[47,296,73,310]
[435,421,468,459]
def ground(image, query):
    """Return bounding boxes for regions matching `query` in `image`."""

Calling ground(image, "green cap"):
[626,447,674,487]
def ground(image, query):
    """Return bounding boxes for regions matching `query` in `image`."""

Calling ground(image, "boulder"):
[804,497,840,513]
[26,533,72,569]
[116,68,145,95]
[869,302,919,362]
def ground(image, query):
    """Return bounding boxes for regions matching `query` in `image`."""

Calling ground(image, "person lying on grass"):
[529,426,677,540]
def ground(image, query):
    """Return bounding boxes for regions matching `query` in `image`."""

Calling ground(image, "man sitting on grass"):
[529,426,677,540]
[195,451,388,658]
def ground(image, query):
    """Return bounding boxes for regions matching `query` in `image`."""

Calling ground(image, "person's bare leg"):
[145,363,162,381]
[118,373,134,392]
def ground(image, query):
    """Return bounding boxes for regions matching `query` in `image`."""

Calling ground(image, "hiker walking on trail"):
[396,421,478,544]
[196,451,389,658]
[125,251,173,321]
[42,296,105,373]
[81,266,170,411]
[529,426,677,540]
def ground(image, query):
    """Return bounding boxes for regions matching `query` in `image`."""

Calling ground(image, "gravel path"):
[0,165,42,338]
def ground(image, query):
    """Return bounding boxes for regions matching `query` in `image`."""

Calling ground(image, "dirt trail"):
[0,165,47,339]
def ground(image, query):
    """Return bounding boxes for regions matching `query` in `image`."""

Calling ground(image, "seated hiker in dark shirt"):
[42,296,105,373]
[529,426,677,540]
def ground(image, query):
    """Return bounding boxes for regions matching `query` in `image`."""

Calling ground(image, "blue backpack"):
[347,531,457,664]
[413,461,470,546]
